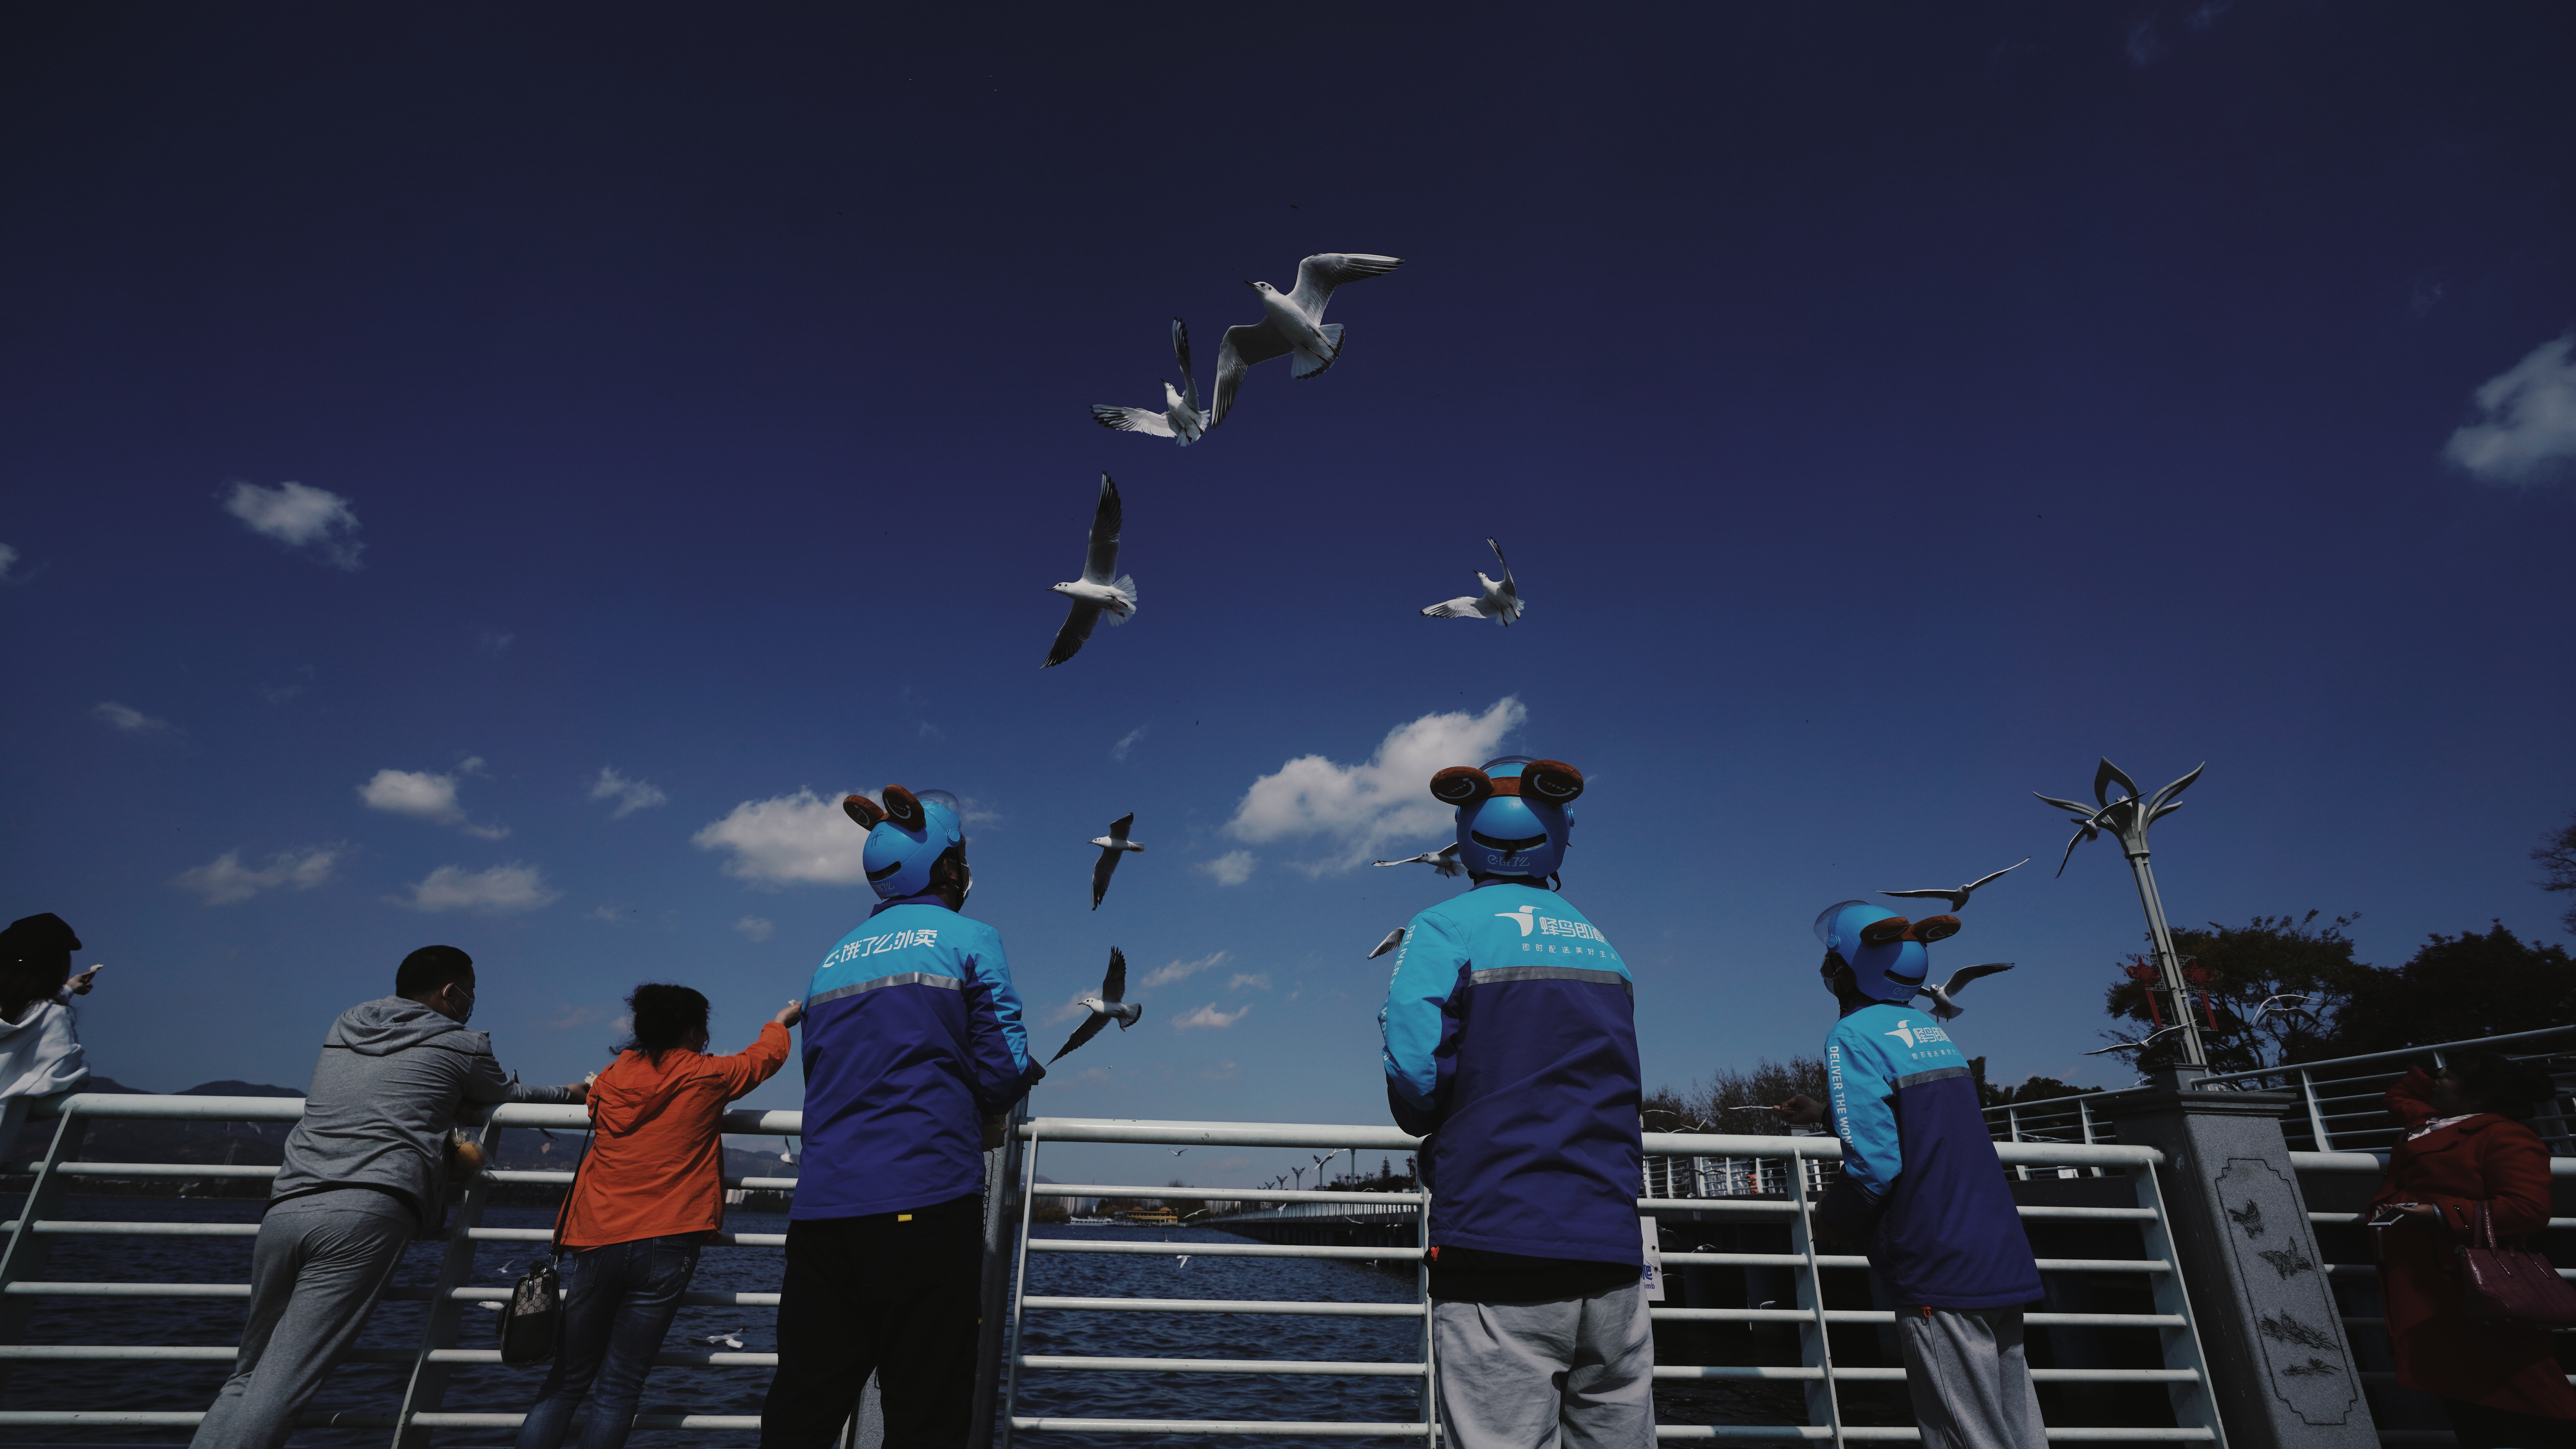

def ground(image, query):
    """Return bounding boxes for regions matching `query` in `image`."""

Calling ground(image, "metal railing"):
[1984,1026,2576,1156]
[1000,1118,2223,1445]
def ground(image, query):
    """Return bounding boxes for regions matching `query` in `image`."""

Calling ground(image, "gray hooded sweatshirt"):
[270,996,578,1235]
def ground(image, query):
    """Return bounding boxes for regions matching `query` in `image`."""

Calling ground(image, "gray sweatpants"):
[1431,1279,1656,1449]
[1895,1307,2047,1449]
[191,1191,415,1449]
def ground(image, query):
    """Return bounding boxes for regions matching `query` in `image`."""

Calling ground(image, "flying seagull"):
[1373,843,1464,877]
[1916,962,2016,1020]
[1421,538,1523,626]
[1089,812,1144,910]
[1043,473,1139,669]
[1092,319,1208,446]
[2249,993,2314,1027]
[1882,860,2031,914]
[1368,928,1405,959]
[703,1330,746,1350]
[1050,947,1144,1061]
[2083,1024,2190,1057]
[1212,252,1404,427]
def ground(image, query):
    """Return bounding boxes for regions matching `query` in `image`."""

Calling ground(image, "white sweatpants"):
[1896,1306,2048,1449]
[1431,1278,1656,1449]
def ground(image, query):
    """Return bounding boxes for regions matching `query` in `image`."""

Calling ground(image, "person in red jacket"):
[2369,1051,2576,1449]
[516,984,801,1449]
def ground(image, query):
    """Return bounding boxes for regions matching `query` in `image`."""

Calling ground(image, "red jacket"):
[558,1023,791,1249]
[2368,1065,2576,1419]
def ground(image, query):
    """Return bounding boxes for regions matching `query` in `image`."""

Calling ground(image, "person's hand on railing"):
[1775,1095,1827,1127]
[566,1077,592,1099]
[774,999,805,1029]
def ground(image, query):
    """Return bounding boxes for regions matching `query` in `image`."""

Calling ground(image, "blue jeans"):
[515,1234,703,1449]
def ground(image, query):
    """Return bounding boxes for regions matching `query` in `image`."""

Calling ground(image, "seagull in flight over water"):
[1421,538,1523,626]
[704,1330,746,1351]
[1092,319,1208,446]
[1089,813,1144,910]
[1373,843,1464,876]
[1043,474,1139,669]
[1915,962,2016,1020]
[1212,252,1403,427]
[1881,860,2030,914]
[1051,947,1144,1062]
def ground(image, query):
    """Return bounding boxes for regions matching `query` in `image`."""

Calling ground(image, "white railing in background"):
[1982,1026,2576,1157]
[0,1094,2229,1444]
[1002,1119,2224,1445]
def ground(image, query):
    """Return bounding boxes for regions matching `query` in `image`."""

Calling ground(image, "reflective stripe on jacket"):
[1379,881,1643,1264]
[796,897,1041,1219]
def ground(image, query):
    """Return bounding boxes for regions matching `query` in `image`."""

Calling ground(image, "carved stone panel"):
[2216,1156,2358,1425]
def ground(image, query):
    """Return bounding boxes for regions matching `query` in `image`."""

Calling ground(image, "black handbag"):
[497,1126,591,1366]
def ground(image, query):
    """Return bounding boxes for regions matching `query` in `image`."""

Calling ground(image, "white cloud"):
[694,789,870,886]
[1172,1002,1251,1031]
[1199,850,1257,886]
[1111,725,1147,761]
[223,480,364,570]
[1227,972,1272,991]
[359,765,509,839]
[2446,335,2576,485]
[93,701,174,735]
[734,915,776,942]
[173,845,343,905]
[590,767,669,819]
[590,905,625,922]
[1222,697,1525,872]
[0,543,17,582]
[400,862,560,914]
[1143,950,1232,990]
[478,630,515,656]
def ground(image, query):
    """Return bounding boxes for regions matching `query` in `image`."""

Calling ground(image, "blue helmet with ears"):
[844,786,967,901]
[1813,899,1960,1003]
[1430,756,1585,883]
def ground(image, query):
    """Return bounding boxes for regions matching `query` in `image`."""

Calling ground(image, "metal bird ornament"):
[1088,813,1144,910]
[1882,860,2030,914]
[1915,962,2016,1020]
[1050,947,1143,1062]
[2036,759,2205,878]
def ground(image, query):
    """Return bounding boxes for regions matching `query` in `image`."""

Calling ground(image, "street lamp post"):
[2036,758,2210,1074]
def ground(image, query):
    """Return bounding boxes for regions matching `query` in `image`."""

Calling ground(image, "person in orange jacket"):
[516,984,802,1449]
[2369,1052,2576,1449]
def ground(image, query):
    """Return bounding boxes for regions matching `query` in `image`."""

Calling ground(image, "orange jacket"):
[558,1023,792,1249]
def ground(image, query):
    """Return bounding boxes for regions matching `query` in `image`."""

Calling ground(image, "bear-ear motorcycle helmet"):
[1427,755,1585,882]
[845,785,967,900]
[1812,899,1945,1003]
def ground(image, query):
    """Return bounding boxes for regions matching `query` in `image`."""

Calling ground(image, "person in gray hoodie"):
[191,945,585,1449]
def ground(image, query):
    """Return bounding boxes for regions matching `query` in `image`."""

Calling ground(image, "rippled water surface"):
[2,1200,1808,1448]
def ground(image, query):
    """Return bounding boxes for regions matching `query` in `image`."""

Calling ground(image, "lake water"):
[0,1197,1811,1447]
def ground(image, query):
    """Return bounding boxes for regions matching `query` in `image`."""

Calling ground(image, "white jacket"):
[0,991,89,1104]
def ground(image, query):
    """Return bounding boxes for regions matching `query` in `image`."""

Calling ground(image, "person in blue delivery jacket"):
[758,786,1043,1449]
[1378,755,1655,1449]
[1779,901,2045,1449]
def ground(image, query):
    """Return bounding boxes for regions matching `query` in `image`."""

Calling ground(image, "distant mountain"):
[181,1080,302,1097]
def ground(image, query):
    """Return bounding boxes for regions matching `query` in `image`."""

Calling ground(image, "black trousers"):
[2443,1396,2576,1449]
[759,1197,984,1449]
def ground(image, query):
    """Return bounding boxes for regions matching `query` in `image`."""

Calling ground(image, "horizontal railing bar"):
[2296,1150,2576,1178]
[462,1227,786,1247]
[1030,1241,1417,1262]
[1638,1199,1798,1214]
[2,1282,777,1306]
[4,1162,278,1179]
[1650,1308,2185,1327]
[1021,1296,1423,1317]
[1653,1365,2197,1384]
[1658,1252,2168,1274]
[25,1093,808,1139]
[1655,1432,2214,1443]
[2310,1212,2576,1230]
[1019,1356,1425,1377]
[2326,1261,2576,1282]
[1009,1419,1429,1438]
[0,1413,759,1430]
[1024,1119,1420,1151]
[2,1221,257,1237]
[1035,1184,1425,1206]
[0,1345,782,1368]
[2013,1207,2158,1221]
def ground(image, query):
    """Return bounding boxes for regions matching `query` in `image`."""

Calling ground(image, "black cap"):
[1,913,82,958]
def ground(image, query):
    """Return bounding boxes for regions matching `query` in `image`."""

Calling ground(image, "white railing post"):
[2079,1099,2104,1177]
[971,1095,1029,1449]
[2008,1105,2030,1180]
[996,1118,1040,1449]
[2300,1070,2331,1153]
[388,1108,509,1449]
[2131,1161,2225,1448]
[1785,1141,1845,1449]
[1417,1156,1437,1442]
[0,1096,91,1394]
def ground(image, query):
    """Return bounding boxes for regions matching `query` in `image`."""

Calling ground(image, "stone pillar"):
[2104,1078,2379,1449]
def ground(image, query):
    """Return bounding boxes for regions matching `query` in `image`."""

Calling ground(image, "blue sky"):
[5,5,2573,1190]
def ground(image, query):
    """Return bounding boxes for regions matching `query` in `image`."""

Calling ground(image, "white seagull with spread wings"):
[1212,252,1403,427]
[1091,319,1208,446]
[1372,843,1464,876]
[1043,474,1139,669]
[1881,859,2030,914]
[1088,813,1144,910]
[1051,947,1143,1062]
[1368,928,1406,959]
[1916,962,2016,1020]
[1422,538,1522,626]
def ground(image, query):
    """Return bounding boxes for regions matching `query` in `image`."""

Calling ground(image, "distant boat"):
[1066,1215,1112,1226]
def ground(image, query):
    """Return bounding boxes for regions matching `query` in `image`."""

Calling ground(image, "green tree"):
[1648,1057,1829,1133]
[2536,810,2576,935]
[2327,923,2576,1055]
[2101,911,2364,1072]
